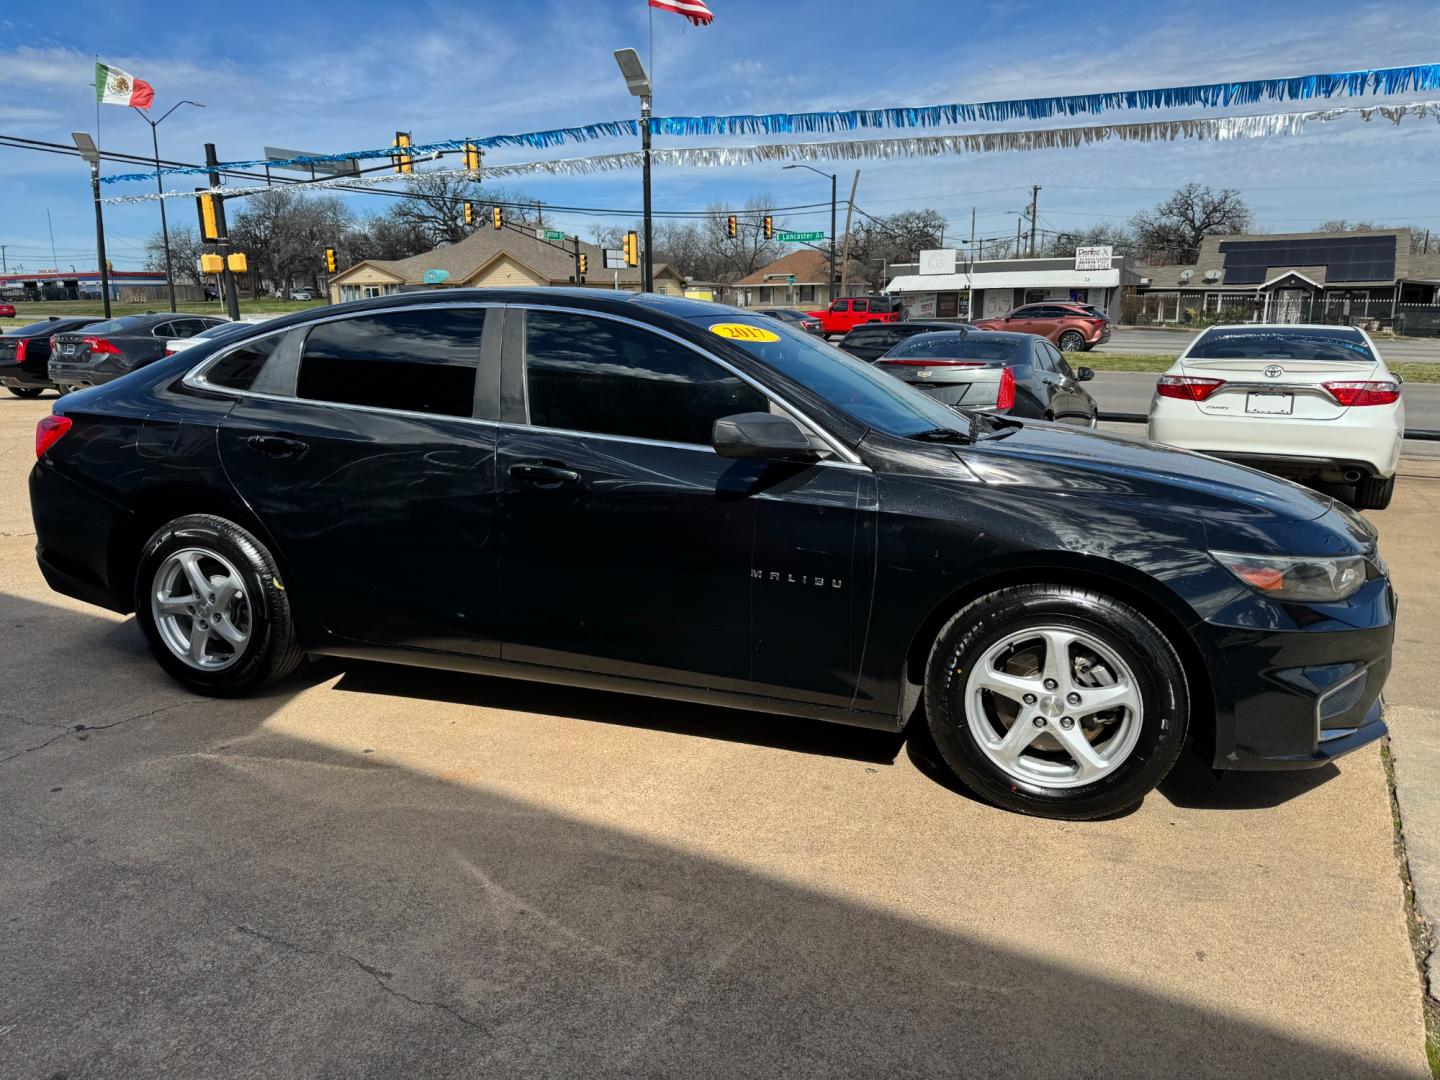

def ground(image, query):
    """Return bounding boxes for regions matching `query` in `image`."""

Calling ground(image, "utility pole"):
[1028,185,1041,257]
[0,244,7,273]
[1015,216,1023,259]
[70,132,111,318]
[573,234,581,284]
[969,207,976,272]
[204,143,242,321]
[838,169,861,295]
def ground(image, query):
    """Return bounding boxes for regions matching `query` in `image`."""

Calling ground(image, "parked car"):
[49,313,229,392]
[29,290,1393,820]
[289,288,318,301]
[874,331,1097,424]
[839,320,980,363]
[0,316,106,397]
[973,302,1111,352]
[754,308,822,334]
[165,319,250,357]
[0,303,16,319]
[1148,324,1403,510]
[807,295,902,336]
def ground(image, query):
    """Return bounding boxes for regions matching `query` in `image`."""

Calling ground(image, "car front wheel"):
[925,584,1189,819]
[134,514,304,697]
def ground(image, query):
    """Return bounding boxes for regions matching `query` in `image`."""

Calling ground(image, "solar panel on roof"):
[1217,236,1396,284]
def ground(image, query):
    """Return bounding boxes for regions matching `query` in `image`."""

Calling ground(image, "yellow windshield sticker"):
[709,322,781,343]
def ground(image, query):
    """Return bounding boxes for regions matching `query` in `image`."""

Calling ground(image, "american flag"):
[649,0,714,26]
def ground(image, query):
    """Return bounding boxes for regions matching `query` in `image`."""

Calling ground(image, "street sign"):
[1075,246,1113,271]
[542,229,566,241]
[262,147,360,177]
[603,248,627,269]
[776,231,824,243]
[422,269,451,284]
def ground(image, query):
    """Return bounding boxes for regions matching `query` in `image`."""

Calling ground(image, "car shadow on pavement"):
[0,587,1423,1078]
[329,659,909,766]
[1159,751,1343,811]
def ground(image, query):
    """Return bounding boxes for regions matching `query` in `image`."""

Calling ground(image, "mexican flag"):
[95,61,154,109]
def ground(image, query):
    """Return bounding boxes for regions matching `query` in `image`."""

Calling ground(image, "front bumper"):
[1195,575,1395,770]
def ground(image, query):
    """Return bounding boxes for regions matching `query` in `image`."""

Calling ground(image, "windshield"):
[887,333,1022,363]
[687,314,967,437]
[1188,327,1375,362]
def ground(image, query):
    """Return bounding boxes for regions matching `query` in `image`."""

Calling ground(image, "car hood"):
[958,418,1336,522]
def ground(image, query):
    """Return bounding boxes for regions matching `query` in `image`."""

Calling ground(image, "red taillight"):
[996,366,1016,411]
[164,348,175,356]
[13,339,25,363]
[83,336,120,355]
[1157,375,1226,401]
[35,415,72,458]
[1322,380,1400,407]
[883,358,987,367]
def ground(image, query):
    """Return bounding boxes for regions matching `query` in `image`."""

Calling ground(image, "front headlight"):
[1211,550,1367,602]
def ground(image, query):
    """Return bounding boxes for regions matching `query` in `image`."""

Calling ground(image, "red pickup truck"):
[807,296,902,336]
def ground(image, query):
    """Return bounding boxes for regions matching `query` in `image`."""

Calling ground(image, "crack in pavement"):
[0,701,190,765]
[233,924,491,1035]
[0,709,70,731]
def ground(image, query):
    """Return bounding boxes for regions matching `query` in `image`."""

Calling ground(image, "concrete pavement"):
[1106,328,1440,363]
[0,394,1430,1078]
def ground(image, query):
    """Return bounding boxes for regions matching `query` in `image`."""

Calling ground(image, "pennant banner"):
[99,101,1440,205]
[97,61,1440,186]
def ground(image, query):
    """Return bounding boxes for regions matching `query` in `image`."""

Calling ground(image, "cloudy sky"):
[1,0,1438,273]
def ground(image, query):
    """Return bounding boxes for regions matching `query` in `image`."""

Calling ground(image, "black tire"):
[924,584,1189,820]
[1351,474,1395,511]
[1057,331,1085,352]
[7,386,44,398]
[56,385,73,397]
[134,514,304,697]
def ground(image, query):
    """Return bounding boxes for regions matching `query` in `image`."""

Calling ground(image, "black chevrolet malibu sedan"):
[29,289,1393,819]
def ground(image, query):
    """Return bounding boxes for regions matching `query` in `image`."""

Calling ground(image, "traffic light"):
[195,189,219,242]
[324,247,337,274]
[491,205,503,231]
[393,131,413,174]
[463,201,474,226]
[463,141,480,172]
[578,253,588,275]
[623,231,638,267]
[726,215,737,238]
[762,215,774,240]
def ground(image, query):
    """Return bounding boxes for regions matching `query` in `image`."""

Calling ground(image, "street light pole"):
[614,49,655,293]
[70,132,111,318]
[783,163,838,301]
[133,100,204,312]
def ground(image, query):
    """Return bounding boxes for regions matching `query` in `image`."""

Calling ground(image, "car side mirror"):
[712,412,819,460]
[1075,367,1095,382]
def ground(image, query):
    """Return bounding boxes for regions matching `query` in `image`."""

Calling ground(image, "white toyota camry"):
[1148,324,1404,510]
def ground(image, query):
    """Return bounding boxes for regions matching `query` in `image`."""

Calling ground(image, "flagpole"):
[648,3,654,98]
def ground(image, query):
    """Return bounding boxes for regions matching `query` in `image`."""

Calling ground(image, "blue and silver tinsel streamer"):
[99,102,1440,205]
[98,61,1439,186]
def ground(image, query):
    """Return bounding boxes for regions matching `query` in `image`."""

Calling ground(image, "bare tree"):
[1130,184,1253,263]
[1044,222,1133,258]
[591,196,786,282]
[143,225,205,285]
[383,175,538,249]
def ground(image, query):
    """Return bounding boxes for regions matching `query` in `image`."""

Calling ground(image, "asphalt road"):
[1105,328,1440,363]
[0,395,1429,1079]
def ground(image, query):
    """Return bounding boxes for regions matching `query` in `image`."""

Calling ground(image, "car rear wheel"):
[135,514,304,697]
[924,584,1189,819]
[1351,474,1395,511]
[7,387,44,398]
[1057,331,1086,352]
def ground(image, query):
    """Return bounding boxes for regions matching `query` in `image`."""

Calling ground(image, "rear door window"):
[852,299,869,313]
[297,308,487,417]
[523,309,768,445]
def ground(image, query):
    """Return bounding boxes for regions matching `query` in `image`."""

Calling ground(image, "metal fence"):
[1122,292,1440,336]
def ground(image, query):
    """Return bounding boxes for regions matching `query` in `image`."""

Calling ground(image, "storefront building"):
[885,250,1137,320]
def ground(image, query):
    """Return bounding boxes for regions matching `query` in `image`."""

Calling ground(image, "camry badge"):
[1263,364,1285,378]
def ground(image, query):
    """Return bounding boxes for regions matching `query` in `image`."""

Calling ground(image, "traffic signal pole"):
[204,143,241,321]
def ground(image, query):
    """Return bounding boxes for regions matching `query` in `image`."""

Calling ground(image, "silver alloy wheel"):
[151,547,253,672]
[963,624,1142,789]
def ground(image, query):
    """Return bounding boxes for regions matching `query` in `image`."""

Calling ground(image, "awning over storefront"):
[886,268,1120,293]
